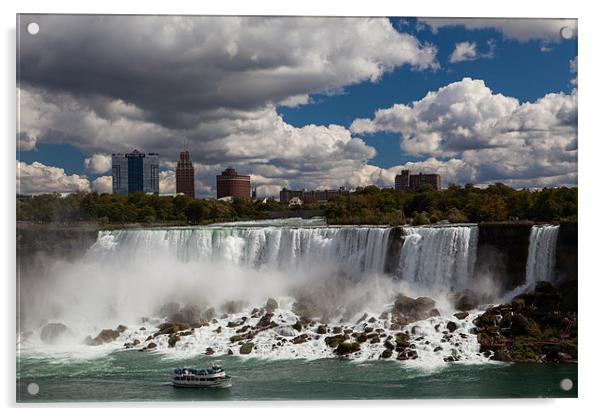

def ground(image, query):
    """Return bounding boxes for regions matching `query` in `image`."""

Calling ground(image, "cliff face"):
[556,222,577,282]
[474,222,533,291]
[474,222,577,291]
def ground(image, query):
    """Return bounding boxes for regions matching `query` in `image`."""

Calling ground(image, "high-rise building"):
[394,169,441,191]
[112,150,160,195]
[176,151,195,198]
[216,167,251,199]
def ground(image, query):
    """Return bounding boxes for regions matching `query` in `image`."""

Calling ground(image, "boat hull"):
[172,377,232,389]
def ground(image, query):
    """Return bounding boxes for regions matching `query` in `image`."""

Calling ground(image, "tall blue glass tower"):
[111,150,159,195]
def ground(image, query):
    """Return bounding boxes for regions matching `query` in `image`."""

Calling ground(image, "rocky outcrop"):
[556,222,577,282]
[391,294,439,327]
[86,328,121,345]
[40,323,69,344]
[240,342,254,354]
[473,280,577,363]
[265,298,278,313]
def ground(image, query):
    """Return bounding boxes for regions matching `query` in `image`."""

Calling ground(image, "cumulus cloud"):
[570,56,578,86]
[419,18,577,42]
[91,176,112,194]
[17,15,443,196]
[351,78,577,187]
[450,42,478,63]
[449,40,495,63]
[17,161,90,194]
[84,153,112,174]
[159,171,176,194]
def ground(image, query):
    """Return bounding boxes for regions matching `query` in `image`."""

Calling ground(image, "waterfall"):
[396,226,479,291]
[525,225,560,284]
[91,223,392,275]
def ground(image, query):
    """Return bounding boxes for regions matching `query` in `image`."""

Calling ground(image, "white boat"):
[172,362,232,388]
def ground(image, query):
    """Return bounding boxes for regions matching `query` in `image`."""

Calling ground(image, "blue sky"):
[17,16,577,195]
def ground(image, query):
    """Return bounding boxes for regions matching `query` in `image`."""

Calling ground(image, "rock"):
[433,346,443,352]
[334,342,361,355]
[392,295,437,323]
[240,342,254,355]
[454,312,469,320]
[227,348,233,355]
[446,322,458,332]
[214,326,222,334]
[292,334,309,344]
[147,342,157,349]
[379,311,389,320]
[325,334,347,348]
[116,325,127,333]
[132,339,140,346]
[332,326,342,334]
[450,291,479,311]
[380,349,393,359]
[256,313,274,328]
[355,333,368,343]
[168,334,181,348]
[206,347,215,355]
[227,321,240,328]
[316,325,328,334]
[40,323,69,344]
[139,327,146,331]
[368,317,377,323]
[510,313,541,338]
[383,339,395,350]
[90,329,121,345]
[266,298,278,313]
[229,335,242,343]
[292,321,303,332]
[395,333,411,349]
[493,349,512,362]
[406,350,418,360]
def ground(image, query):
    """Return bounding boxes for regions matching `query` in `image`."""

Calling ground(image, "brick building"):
[216,167,251,199]
[395,169,441,191]
[176,151,195,198]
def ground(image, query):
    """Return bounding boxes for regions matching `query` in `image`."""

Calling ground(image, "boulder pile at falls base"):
[473,280,577,363]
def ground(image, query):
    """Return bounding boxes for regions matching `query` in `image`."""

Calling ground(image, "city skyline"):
[17,16,577,198]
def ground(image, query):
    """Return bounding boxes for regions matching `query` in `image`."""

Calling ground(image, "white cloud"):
[419,18,577,42]
[351,78,577,187]
[570,56,578,86]
[91,176,112,194]
[449,40,496,63]
[449,42,478,63]
[17,161,90,194]
[84,153,112,174]
[159,170,176,194]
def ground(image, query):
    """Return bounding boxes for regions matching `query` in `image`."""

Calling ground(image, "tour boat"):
[172,362,232,388]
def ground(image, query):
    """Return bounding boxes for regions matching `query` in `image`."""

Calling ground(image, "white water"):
[18,219,560,366]
[525,225,560,284]
[92,223,392,275]
[397,226,478,292]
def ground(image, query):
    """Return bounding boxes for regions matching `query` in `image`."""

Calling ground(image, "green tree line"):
[16,183,577,226]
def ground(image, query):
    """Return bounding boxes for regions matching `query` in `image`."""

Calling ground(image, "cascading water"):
[525,225,560,284]
[396,226,479,291]
[92,222,392,275]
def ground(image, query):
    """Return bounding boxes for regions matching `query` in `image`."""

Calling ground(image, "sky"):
[16,16,578,197]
